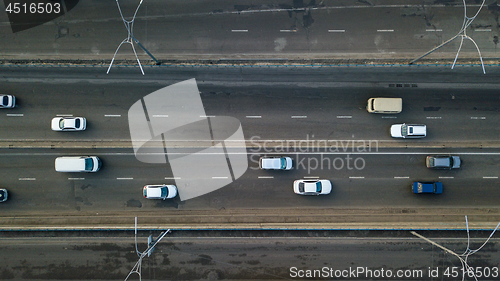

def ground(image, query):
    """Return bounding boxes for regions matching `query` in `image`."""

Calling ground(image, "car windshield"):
[401,124,407,136]
[280,158,286,169]
[316,182,322,192]
[143,188,147,197]
[428,158,434,166]
[161,187,168,197]
[59,119,65,129]
[1,96,7,105]
[84,158,94,171]
[298,183,305,193]
[75,119,80,128]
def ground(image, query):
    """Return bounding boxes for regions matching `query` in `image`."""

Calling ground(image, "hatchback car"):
[293,179,332,195]
[426,156,461,169]
[0,95,15,108]
[143,184,177,199]
[0,189,8,202]
[412,181,443,194]
[259,156,293,170]
[391,123,426,138]
[51,117,86,131]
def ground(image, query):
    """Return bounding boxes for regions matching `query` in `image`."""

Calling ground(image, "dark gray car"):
[426,156,461,169]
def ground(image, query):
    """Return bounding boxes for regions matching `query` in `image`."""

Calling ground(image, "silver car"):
[426,156,461,169]
[391,123,426,138]
[293,179,332,195]
[143,184,177,199]
[0,95,15,108]
[51,117,86,131]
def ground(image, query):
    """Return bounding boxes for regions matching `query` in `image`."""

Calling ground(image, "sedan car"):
[143,184,177,199]
[426,155,461,169]
[293,179,332,195]
[259,156,293,170]
[0,189,8,202]
[391,123,426,138]
[51,117,86,131]
[0,95,15,108]
[412,181,443,194]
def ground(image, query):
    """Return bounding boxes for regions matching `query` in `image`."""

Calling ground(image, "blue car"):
[412,182,443,194]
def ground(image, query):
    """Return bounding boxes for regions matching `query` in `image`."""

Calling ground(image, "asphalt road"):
[1,233,499,280]
[1,0,499,60]
[0,66,500,229]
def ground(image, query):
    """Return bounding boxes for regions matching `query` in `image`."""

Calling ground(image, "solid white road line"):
[394,176,410,179]
[6,114,23,117]
[19,178,36,181]
[258,176,274,179]
[105,115,121,117]
[117,177,133,180]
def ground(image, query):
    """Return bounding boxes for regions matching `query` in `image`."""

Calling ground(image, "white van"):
[259,156,293,170]
[366,98,402,114]
[55,156,101,172]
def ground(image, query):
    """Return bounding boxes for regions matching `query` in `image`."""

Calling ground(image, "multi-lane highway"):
[1,66,500,229]
[1,0,498,61]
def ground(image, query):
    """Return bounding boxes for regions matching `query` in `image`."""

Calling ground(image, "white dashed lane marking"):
[6,114,23,117]
[68,178,85,180]
[246,116,262,118]
[258,176,274,179]
[19,178,36,181]
[231,30,248,32]
[291,116,307,119]
[212,177,229,179]
[483,176,498,179]
[328,30,345,33]
[105,115,121,117]
[117,177,133,180]
[394,176,410,179]
[377,29,394,32]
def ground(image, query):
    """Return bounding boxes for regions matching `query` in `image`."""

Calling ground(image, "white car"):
[51,117,86,131]
[259,156,293,170]
[0,95,15,108]
[390,123,426,138]
[143,184,177,199]
[293,179,332,195]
